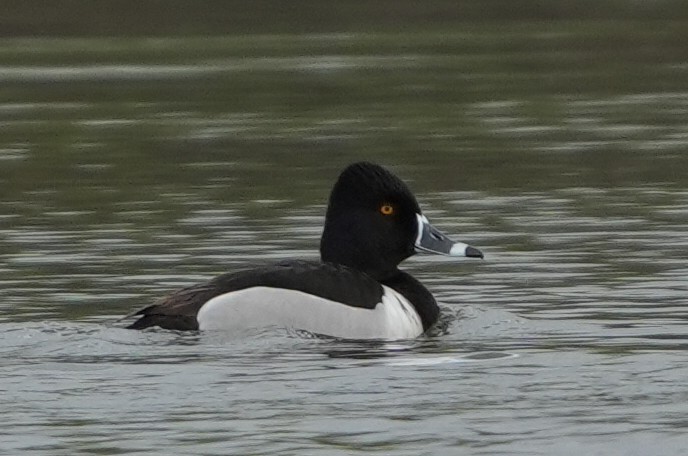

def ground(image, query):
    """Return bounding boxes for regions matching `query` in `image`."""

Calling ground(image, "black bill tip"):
[465,246,484,259]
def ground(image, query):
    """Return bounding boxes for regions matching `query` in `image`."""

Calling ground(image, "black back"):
[128,260,386,330]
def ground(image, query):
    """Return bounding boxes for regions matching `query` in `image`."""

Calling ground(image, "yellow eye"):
[380,204,394,215]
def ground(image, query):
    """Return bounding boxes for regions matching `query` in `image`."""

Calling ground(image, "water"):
[2,15,688,456]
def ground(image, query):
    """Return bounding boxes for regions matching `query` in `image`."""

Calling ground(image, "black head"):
[320,162,419,278]
[320,162,482,280]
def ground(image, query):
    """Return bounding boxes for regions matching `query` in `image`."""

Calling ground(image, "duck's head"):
[320,162,483,279]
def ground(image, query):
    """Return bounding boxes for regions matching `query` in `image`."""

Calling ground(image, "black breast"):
[381,271,439,331]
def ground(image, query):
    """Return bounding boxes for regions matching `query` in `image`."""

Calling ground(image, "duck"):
[125,161,483,339]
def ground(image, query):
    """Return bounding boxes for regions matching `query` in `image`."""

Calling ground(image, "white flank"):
[196,285,424,340]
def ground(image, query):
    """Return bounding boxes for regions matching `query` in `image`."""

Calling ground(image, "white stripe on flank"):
[196,285,424,340]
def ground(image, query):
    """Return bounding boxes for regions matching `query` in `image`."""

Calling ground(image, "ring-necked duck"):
[125,162,483,339]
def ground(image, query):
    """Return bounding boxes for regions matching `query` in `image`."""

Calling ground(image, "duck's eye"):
[380,204,395,216]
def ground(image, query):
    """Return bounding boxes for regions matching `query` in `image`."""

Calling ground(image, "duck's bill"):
[415,214,484,259]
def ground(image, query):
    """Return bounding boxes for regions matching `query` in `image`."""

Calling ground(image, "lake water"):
[2,19,688,455]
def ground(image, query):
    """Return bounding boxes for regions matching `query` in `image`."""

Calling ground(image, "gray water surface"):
[2,22,688,455]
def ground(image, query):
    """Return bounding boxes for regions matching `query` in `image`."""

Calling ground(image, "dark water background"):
[2,2,688,455]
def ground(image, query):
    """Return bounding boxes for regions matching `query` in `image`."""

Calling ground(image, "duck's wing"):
[125,260,383,331]
[124,281,221,330]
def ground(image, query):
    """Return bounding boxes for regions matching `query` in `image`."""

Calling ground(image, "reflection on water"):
[2,22,688,456]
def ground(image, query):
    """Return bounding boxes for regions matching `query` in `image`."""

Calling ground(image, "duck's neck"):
[319,250,400,283]
[320,217,408,280]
